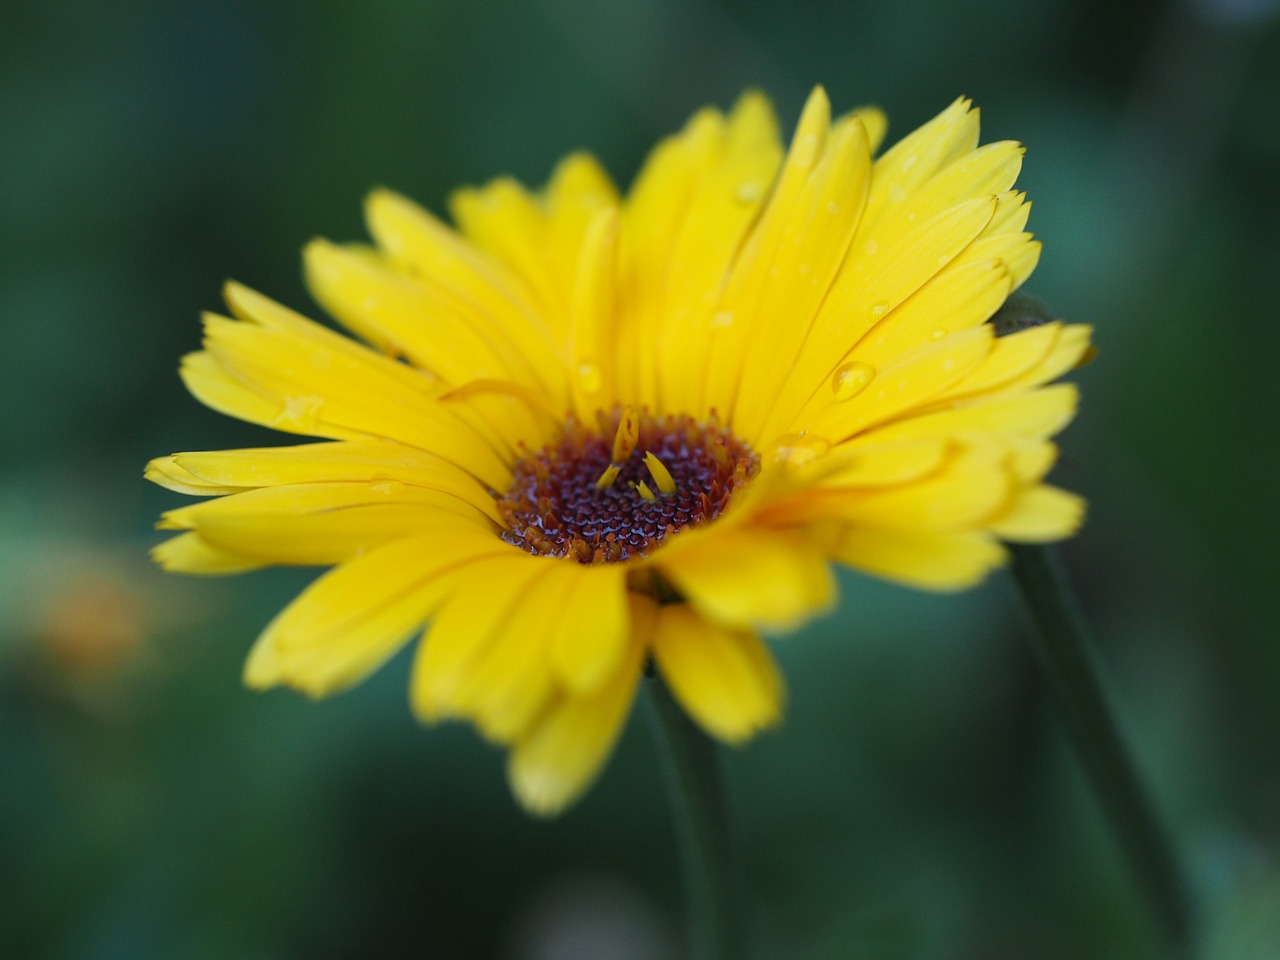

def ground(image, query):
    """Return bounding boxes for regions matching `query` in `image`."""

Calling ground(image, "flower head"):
[147,88,1089,814]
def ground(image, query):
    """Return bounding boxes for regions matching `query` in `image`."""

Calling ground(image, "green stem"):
[646,671,746,960]
[1009,543,1194,953]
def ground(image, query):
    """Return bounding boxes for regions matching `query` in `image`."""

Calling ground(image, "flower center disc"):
[498,408,759,564]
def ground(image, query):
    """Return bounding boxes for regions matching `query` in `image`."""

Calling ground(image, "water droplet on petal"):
[711,310,735,330]
[831,361,876,401]
[826,200,840,215]
[577,362,602,394]
[772,432,831,467]
[869,301,890,319]
[888,182,907,203]
[864,239,879,256]
[930,328,947,341]
[736,181,763,203]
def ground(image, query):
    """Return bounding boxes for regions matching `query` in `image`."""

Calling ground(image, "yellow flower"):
[147,88,1090,815]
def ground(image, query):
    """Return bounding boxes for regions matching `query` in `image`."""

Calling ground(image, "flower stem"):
[1008,543,1194,953]
[646,671,746,960]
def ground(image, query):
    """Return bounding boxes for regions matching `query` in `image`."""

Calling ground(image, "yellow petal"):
[658,526,835,631]
[728,111,874,441]
[363,188,566,394]
[160,482,496,565]
[848,257,1013,368]
[452,560,588,743]
[795,446,1014,532]
[768,195,999,439]
[937,322,1061,399]
[799,325,996,443]
[994,324,1093,392]
[304,240,535,387]
[551,563,631,694]
[804,438,951,487]
[162,441,503,523]
[650,604,784,743]
[636,92,785,415]
[860,383,1079,446]
[566,208,620,419]
[410,554,555,723]
[859,96,980,236]
[699,86,834,418]
[145,455,241,496]
[151,532,266,575]
[989,484,1086,542]
[831,527,1007,591]
[508,601,649,816]
[244,530,506,696]
[197,313,512,487]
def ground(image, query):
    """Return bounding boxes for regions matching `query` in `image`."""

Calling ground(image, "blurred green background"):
[3,0,1279,957]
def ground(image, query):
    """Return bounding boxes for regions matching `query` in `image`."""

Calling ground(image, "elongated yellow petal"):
[659,526,835,630]
[732,111,875,440]
[701,86,840,420]
[847,258,1013,368]
[163,441,503,522]
[160,483,497,565]
[793,446,1014,532]
[860,383,1079,446]
[768,195,999,439]
[859,96,979,236]
[802,438,951,488]
[567,208,620,419]
[638,92,785,414]
[989,484,1086,542]
[508,601,649,816]
[451,561,586,743]
[799,325,996,443]
[197,312,513,487]
[551,563,630,694]
[151,532,266,575]
[305,240,532,386]
[245,531,506,696]
[364,188,566,394]
[830,527,1007,590]
[410,554,555,722]
[651,604,783,743]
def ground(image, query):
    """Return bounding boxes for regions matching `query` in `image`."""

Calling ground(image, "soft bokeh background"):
[3,0,1279,957]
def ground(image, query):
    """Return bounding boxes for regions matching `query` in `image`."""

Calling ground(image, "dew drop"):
[736,181,763,203]
[577,362,602,394]
[826,200,840,215]
[869,301,890,319]
[831,361,876,401]
[710,310,735,330]
[864,239,879,256]
[772,432,831,467]
[930,328,947,341]
[902,153,919,171]
[888,182,907,203]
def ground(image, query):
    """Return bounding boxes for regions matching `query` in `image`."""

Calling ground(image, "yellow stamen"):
[636,480,657,502]
[643,451,678,496]
[594,463,622,490]
[612,406,640,463]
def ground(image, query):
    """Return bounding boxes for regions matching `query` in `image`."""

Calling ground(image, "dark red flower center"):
[497,408,759,563]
